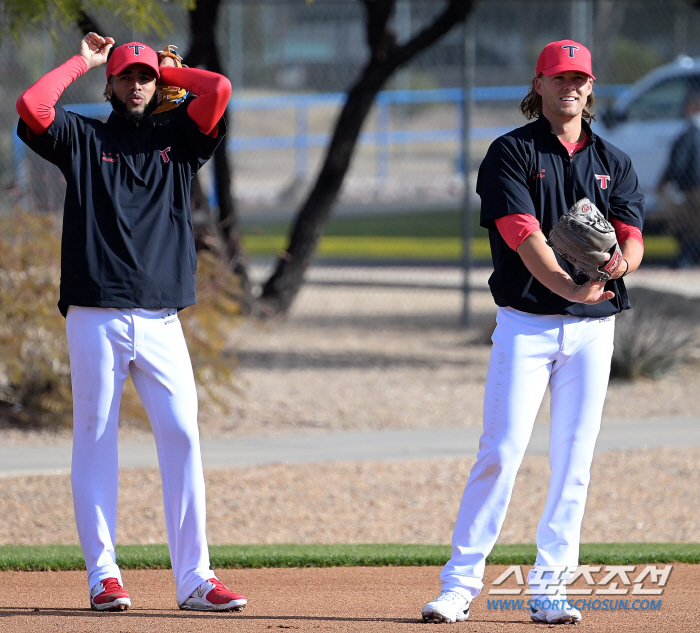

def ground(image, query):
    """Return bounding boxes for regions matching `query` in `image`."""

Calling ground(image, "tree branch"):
[75,10,103,38]
[391,0,473,70]
[258,0,475,316]
[361,0,397,56]
[184,0,254,310]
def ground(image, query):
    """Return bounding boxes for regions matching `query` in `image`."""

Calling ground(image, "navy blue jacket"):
[478,114,645,317]
[17,104,224,317]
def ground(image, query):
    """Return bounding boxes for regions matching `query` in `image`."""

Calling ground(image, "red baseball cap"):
[106,42,160,80]
[536,40,595,79]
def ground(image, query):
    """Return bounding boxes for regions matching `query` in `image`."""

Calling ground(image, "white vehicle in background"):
[594,55,700,216]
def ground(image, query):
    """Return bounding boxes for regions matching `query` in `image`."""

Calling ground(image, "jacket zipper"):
[564,156,574,208]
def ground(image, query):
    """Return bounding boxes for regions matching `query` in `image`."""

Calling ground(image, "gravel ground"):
[3,565,699,632]
[1,277,699,545]
[1,447,699,545]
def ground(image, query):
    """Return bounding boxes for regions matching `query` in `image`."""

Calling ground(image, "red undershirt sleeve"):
[159,66,232,136]
[16,55,88,137]
[495,213,542,251]
[611,218,644,248]
[496,214,643,251]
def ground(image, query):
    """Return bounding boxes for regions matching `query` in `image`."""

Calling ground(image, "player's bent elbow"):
[208,75,232,118]
[217,74,232,100]
[16,91,35,120]
[16,92,49,137]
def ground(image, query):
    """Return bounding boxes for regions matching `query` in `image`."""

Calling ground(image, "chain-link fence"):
[2,0,700,311]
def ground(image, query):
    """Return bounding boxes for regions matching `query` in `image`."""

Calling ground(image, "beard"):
[110,91,159,126]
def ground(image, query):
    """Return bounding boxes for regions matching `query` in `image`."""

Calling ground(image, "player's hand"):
[569,279,615,304]
[159,55,177,71]
[564,250,614,303]
[79,33,115,69]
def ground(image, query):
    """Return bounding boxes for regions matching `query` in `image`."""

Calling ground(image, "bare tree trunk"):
[186,0,254,311]
[258,0,475,317]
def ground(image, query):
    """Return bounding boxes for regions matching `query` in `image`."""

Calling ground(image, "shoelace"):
[207,578,230,595]
[438,590,466,604]
[98,578,124,596]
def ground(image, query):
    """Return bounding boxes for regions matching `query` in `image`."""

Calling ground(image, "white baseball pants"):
[66,306,215,606]
[440,307,615,599]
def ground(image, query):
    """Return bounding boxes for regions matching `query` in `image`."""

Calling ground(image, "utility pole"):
[460,15,475,326]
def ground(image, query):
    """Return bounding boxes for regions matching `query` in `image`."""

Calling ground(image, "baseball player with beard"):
[16,33,246,613]
[422,41,645,624]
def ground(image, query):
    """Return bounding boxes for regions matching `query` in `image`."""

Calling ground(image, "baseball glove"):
[154,45,189,114]
[547,197,623,282]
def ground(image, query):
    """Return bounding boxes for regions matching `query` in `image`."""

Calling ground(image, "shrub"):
[0,211,242,430]
[472,289,699,380]
[610,288,700,380]
[0,212,68,428]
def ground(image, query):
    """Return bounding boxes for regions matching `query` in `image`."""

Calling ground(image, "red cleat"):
[90,577,131,611]
[179,578,247,612]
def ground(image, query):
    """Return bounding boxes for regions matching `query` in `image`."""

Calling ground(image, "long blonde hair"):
[519,76,596,122]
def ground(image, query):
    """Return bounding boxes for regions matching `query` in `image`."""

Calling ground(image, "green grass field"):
[1,543,698,571]
[241,210,677,262]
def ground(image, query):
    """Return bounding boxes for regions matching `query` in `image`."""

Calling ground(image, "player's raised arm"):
[16,33,114,136]
[158,64,232,136]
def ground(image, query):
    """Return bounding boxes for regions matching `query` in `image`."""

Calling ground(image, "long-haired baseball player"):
[422,41,645,624]
[16,33,246,613]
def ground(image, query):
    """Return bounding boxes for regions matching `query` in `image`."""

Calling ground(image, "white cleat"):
[530,599,582,624]
[422,590,471,623]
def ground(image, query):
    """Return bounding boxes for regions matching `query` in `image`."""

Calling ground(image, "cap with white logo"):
[536,40,595,79]
[106,42,160,80]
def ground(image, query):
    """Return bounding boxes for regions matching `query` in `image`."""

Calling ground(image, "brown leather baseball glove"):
[547,198,623,282]
[154,45,189,114]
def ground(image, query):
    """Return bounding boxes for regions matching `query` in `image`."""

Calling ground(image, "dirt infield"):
[0,564,697,632]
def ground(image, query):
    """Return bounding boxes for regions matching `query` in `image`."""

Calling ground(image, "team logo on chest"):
[159,147,172,163]
[101,151,119,163]
[595,174,610,189]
